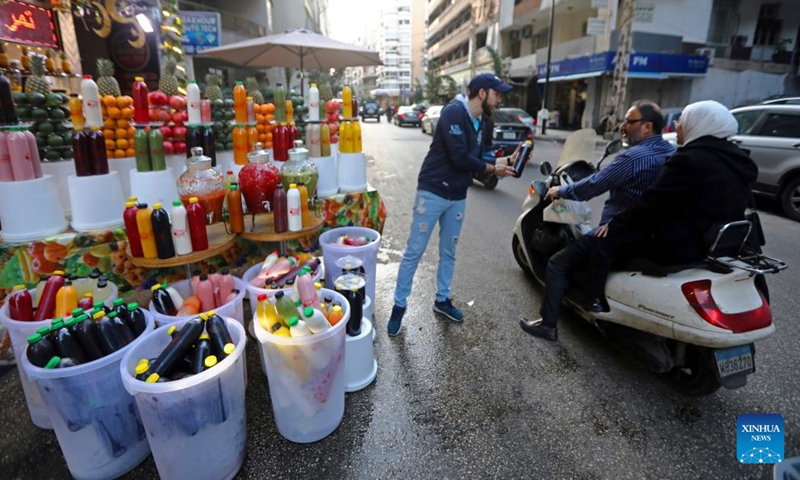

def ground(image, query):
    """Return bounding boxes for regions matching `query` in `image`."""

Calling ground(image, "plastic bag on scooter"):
[543,199,592,225]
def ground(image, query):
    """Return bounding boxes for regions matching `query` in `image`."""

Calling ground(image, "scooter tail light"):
[529,183,536,196]
[681,280,772,333]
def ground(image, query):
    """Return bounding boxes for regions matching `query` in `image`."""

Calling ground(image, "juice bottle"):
[185,125,201,157]
[227,184,244,233]
[0,71,18,125]
[206,312,235,359]
[272,123,287,162]
[187,197,209,251]
[77,293,93,311]
[68,93,84,130]
[352,120,362,153]
[273,83,286,123]
[187,80,201,125]
[72,314,104,360]
[95,276,112,303]
[132,76,149,125]
[134,127,150,172]
[52,319,88,363]
[191,333,212,374]
[233,81,247,124]
[81,75,103,128]
[9,285,33,321]
[146,318,204,381]
[247,124,259,153]
[21,128,42,178]
[302,306,331,334]
[256,294,280,333]
[327,305,344,325]
[345,287,363,336]
[288,316,311,337]
[126,303,147,337]
[177,296,200,316]
[512,140,534,178]
[201,126,216,167]
[151,284,177,315]
[217,269,235,304]
[163,283,184,310]
[171,200,192,255]
[55,279,78,318]
[274,291,298,328]
[93,311,124,355]
[195,274,215,312]
[109,311,135,345]
[271,184,288,233]
[88,127,109,175]
[320,122,331,156]
[339,120,353,153]
[151,203,175,259]
[136,203,157,259]
[232,125,247,165]
[342,86,352,119]
[123,202,143,257]
[308,83,320,122]
[34,271,64,321]
[72,128,92,177]
[208,268,221,304]
[287,183,302,232]
[149,127,165,170]
[224,289,240,304]
[111,299,128,323]
[297,271,318,308]
[26,333,57,367]
[297,182,309,227]
[246,97,255,124]
[307,122,320,157]
[200,99,212,124]
[0,129,13,181]
[287,121,299,142]
[7,126,34,181]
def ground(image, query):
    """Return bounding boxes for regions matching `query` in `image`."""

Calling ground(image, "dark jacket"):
[608,136,758,265]
[417,97,486,200]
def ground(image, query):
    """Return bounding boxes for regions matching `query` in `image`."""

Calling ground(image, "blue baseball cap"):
[468,73,513,94]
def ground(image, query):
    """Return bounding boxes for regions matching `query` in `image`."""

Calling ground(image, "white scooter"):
[512,129,787,396]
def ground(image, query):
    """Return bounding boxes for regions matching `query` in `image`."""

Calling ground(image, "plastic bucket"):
[241,259,323,304]
[253,288,349,443]
[0,286,119,429]
[0,175,69,243]
[120,317,247,480]
[319,227,380,314]
[20,309,155,480]
[148,277,246,328]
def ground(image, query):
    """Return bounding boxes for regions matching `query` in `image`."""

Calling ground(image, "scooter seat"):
[621,257,728,277]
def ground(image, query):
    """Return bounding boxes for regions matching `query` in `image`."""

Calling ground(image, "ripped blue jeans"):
[393,190,466,308]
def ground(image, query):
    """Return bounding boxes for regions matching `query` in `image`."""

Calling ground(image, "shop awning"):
[537,71,603,83]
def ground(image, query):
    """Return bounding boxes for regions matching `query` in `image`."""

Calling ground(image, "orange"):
[107,107,121,119]
[265,132,272,141]
[257,133,266,142]
[104,118,116,129]
[102,128,115,139]
[101,106,107,117]
[125,148,135,157]
[116,119,129,129]
[104,139,115,150]
[114,149,126,158]
[106,150,114,159]
[266,114,275,122]
[263,141,273,149]
[116,138,129,149]
[255,124,265,133]
[102,95,116,108]
[116,128,128,138]
[256,114,265,124]
[122,96,133,107]
[127,127,135,137]
[120,107,132,119]
[264,103,275,114]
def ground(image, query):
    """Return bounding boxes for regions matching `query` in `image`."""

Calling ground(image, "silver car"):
[730,104,800,220]
[421,105,442,135]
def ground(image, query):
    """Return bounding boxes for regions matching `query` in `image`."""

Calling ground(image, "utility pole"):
[605,0,635,139]
[540,0,555,135]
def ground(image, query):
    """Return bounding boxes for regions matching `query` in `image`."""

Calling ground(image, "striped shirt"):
[559,135,676,226]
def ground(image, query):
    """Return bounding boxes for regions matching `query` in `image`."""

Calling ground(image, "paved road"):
[1,120,798,479]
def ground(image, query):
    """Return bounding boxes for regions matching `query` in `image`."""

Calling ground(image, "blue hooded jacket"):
[417,95,488,200]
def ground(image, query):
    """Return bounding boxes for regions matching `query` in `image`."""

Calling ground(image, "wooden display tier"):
[126,222,236,268]
[240,212,325,242]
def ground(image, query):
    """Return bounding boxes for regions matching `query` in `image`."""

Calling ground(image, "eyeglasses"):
[622,118,643,125]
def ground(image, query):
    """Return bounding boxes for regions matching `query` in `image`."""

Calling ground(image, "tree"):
[413,81,424,103]
[444,76,458,99]
[307,68,346,95]
[425,60,457,103]
[486,46,509,80]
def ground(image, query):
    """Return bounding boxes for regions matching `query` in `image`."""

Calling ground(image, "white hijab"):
[680,100,738,145]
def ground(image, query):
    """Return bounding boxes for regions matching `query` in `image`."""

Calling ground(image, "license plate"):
[503,132,516,140]
[714,344,754,378]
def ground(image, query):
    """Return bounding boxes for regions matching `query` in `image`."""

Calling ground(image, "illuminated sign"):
[0,1,58,48]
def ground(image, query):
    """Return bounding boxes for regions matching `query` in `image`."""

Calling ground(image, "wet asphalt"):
[1,120,798,479]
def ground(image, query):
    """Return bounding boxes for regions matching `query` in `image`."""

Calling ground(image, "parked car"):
[760,96,800,105]
[491,109,533,155]
[498,108,535,129]
[393,106,423,127]
[662,108,683,133]
[421,105,443,135]
[360,102,381,122]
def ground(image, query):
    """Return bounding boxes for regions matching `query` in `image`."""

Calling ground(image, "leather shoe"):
[520,317,558,341]
[588,298,608,313]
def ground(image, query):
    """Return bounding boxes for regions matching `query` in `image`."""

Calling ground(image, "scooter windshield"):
[556,128,597,169]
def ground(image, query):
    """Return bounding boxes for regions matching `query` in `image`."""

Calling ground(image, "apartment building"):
[375,0,415,101]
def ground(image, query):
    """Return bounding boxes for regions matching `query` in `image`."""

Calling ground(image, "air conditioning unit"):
[510,30,520,40]
[696,47,715,66]
[522,25,533,38]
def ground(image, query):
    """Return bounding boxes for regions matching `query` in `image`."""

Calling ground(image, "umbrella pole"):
[300,50,305,98]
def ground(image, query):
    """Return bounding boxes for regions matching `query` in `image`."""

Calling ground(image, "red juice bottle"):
[88,127,109,175]
[273,124,288,161]
[9,285,33,321]
[272,184,287,233]
[132,76,149,125]
[123,202,143,257]
[187,197,209,251]
[72,129,92,177]
[34,270,65,321]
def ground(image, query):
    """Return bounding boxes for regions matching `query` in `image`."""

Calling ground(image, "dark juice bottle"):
[206,312,235,360]
[109,311,135,345]
[72,129,93,177]
[191,333,212,374]
[151,203,176,259]
[345,288,363,337]
[272,184,287,233]
[9,285,33,321]
[88,127,109,175]
[112,298,128,322]
[34,271,65,321]
[151,284,177,316]
[123,202,144,257]
[186,125,201,158]
[512,141,533,178]
[0,71,18,125]
[72,314,104,361]
[201,126,216,167]
[126,303,147,337]
[147,318,205,381]
[26,333,56,368]
[187,197,209,251]
[132,76,149,125]
[52,321,88,363]
[227,184,244,233]
[93,311,125,355]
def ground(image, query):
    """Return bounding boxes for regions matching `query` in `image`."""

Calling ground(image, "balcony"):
[428,2,471,39]
[535,35,600,64]
[428,21,471,58]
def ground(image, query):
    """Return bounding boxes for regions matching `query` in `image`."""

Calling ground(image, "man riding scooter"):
[520,100,676,341]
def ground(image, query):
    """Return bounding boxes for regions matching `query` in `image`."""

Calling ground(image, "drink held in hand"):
[512,141,534,178]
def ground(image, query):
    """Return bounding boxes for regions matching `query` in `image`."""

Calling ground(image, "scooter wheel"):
[483,175,498,190]
[658,345,721,396]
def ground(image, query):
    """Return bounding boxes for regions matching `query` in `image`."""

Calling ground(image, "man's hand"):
[595,224,609,237]
[494,162,514,177]
[545,186,560,201]
[506,143,523,167]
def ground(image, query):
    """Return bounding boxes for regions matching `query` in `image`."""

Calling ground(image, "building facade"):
[376,0,414,101]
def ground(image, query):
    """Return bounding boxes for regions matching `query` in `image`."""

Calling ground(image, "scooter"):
[511,129,787,396]
[473,145,505,190]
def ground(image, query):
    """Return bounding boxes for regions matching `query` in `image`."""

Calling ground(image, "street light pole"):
[541,0,555,135]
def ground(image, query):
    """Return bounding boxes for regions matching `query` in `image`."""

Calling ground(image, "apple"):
[173,141,187,154]
[180,110,188,123]
[169,95,186,110]
[158,125,173,138]
[156,108,172,123]
[325,99,338,113]
[172,112,184,126]
[149,91,168,106]
[162,141,174,154]
[149,108,160,122]
[172,126,187,140]
[330,133,339,144]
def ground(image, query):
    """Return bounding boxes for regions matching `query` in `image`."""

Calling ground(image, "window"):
[733,110,763,135]
[399,19,409,25]
[757,113,800,138]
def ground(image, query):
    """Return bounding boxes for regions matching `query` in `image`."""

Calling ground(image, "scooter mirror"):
[605,139,623,156]
[540,161,553,176]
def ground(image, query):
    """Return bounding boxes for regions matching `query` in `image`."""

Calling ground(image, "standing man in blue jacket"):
[387,74,518,336]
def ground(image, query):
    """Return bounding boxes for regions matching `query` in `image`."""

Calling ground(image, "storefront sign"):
[0,1,58,48]
[538,52,710,79]
[634,0,655,23]
[587,18,606,36]
[179,10,220,55]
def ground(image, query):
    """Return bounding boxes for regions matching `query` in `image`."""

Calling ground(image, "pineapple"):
[25,54,51,96]
[319,83,333,101]
[44,49,56,73]
[96,58,121,97]
[205,73,222,101]
[60,52,72,75]
[246,77,264,104]
[21,47,30,71]
[159,57,179,96]
[0,42,8,69]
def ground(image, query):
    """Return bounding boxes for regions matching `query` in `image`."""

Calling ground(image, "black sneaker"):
[433,299,464,322]
[387,305,406,336]
[519,317,558,341]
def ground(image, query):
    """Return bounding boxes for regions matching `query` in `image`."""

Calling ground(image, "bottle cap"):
[199,333,210,340]
[274,291,284,299]
[135,363,149,375]
[332,305,342,313]
[93,301,103,308]
[224,343,235,354]
[54,270,65,276]
[204,355,218,368]
[127,302,139,310]
[113,298,124,306]
[90,126,101,131]
[167,325,177,336]
[257,294,267,302]
[288,316,298,327]
[27,333,42,344]
[198,312,208,320]
[298,181,305,186]
[311,83,317,87]
[189,79,196,84]
[303,306,314,317]
[36,326,50,335]
[236,81,243,85]
[246,96,253,101]
[92,311,104,320]
[128,196,138,202]
[51,319,64,329]
[153,203,162,209]
[45,356,61,369]
[150,284,161,291]
[295,300,302,307]
[190,197,199,204]
[12,285,25,291]
[289,183,297,188]
[71,308,83,316]
[83,293,92,299]
[76,314,88,322]
[314,282,322,290]
[172,200,182,206]
[229,184,237,190]
[134,76,144,81]
[125,201,135,208]
[207,309,216,316]
[227,170,233,175]
[145,373,160,383]
[200,274,208,281]
[82,74,91,79]
[108,312,117,319]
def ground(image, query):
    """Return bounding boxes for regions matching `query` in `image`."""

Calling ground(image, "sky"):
[326,0,382,44]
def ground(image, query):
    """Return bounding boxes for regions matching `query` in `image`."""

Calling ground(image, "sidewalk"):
[534,127,608,146]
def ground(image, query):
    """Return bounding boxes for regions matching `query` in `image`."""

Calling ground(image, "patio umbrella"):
[200,28,382,95]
